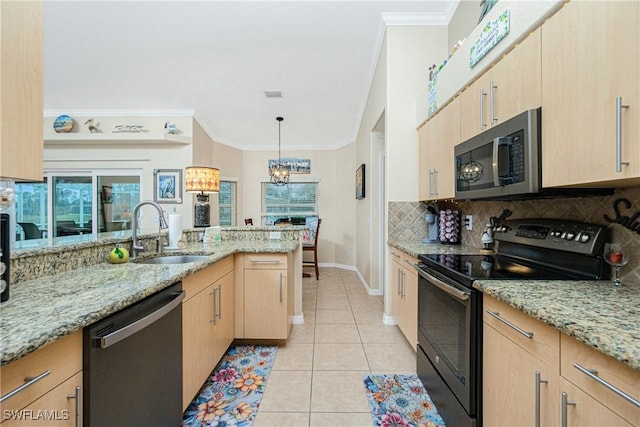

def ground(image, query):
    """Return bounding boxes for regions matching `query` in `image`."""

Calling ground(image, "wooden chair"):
[303,218,321,280]
[244,218,253,225]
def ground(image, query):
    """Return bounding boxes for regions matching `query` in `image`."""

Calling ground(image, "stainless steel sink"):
[134,255,211,265]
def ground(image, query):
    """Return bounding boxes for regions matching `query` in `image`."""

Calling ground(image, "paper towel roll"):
[168,213,182,248]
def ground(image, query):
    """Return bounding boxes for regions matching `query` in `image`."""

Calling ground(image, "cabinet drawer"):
[561,334,640,425]
[389,247,403,262]
[243,253,287,269]
[2,371,82,426]
[183,256,233,301]
[0,332,82,414]
[483,296,559,368]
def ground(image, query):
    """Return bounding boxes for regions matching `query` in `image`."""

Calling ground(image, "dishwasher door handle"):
[99,291,185,349]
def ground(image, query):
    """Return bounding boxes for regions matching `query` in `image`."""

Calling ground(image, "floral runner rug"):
[183,345,278,427]
[363,374,446,427]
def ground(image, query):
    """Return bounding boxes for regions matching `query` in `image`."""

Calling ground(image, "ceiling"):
[44,1,460,150]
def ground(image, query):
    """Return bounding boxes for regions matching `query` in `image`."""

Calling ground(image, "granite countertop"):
[0,239,299,366]
[389,240,640,371]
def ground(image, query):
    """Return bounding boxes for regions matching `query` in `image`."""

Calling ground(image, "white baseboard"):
[383,313,397,325]
[292,314,305,325]
[318,262,383,296]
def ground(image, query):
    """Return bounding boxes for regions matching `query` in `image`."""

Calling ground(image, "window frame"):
[218,177,238,226]
[260,178,319,225]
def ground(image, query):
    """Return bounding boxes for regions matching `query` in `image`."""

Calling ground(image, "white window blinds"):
[261,181,319,225]
[219,180,237,226]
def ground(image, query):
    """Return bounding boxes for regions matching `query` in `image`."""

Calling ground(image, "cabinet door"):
[560,378,633,427]
[3,371,82,427]
[0,0,43,181]
[459,71,493,142]
[212,272,234,364]
[542,1,640,187]
[390,259,404,329]
[244,269,288,339]
[490,28,541,126]
[418,123,431,201]
[182,284,216,410]
[483,325,559,426]
[459,29,541,143]
[431,98,459,200]
[401,265,418,351]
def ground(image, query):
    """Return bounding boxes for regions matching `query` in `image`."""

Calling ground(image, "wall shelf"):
[44,132,191,146]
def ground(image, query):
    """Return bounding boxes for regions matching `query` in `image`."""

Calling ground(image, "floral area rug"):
[363,374,446,427]
[183,345,278,427]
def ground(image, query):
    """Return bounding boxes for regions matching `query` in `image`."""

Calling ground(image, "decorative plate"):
[53,115,74,133]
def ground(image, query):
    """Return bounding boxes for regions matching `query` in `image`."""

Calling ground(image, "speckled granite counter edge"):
[1,240,299,365]
[387,240,484,258]
[474,280,640,371]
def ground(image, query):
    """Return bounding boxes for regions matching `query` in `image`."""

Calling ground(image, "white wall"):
[386,25,448,203]
[448,0,480,48]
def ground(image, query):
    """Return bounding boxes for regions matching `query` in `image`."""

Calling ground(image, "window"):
[261,180,319,225]
[14,170,141,240]
[219,179,237,226]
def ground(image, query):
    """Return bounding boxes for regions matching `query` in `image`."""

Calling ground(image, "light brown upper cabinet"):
[541,1,639,187]
[418,97,460,201]
[459,28,542,143]
[0,1,44,182]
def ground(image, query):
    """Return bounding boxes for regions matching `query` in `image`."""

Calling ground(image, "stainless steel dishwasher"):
[83,282,184,426]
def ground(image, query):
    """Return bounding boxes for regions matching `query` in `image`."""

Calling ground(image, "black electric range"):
[418,218,609,287]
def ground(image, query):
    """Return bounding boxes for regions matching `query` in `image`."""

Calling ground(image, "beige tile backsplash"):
[389,186,640,281]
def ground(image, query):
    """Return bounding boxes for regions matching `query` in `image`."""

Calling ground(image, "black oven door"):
[415,264,481,417]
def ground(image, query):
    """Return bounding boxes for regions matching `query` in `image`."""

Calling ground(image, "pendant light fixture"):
[269,116,289,186]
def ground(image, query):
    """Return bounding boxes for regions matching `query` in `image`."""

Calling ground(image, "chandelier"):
[459,159,484,183]
[269,116,289,185]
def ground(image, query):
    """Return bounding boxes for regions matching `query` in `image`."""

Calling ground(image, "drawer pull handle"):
[535,371,548,427]
[561,392,576,427]
[0,370,51,403]
[391,252,401,258]
[573,363,640,407]
[67,385,81,427]
[250,259,281,264]
[486,310,534,339]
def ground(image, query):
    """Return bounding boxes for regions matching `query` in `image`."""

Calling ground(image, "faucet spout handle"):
[159,210,169,229]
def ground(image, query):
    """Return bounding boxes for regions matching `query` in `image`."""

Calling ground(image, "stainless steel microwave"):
[454,108,541,200]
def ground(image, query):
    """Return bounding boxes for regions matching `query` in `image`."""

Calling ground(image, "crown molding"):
[43,109,196,118]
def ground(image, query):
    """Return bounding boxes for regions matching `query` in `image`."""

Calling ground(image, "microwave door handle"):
[492,137,501,186]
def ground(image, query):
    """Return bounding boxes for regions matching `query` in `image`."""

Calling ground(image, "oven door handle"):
[413,265,470,301]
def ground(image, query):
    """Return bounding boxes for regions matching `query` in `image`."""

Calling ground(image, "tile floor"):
[253,267,417,427]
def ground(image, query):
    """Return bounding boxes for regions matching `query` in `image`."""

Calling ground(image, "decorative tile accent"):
[391,186,640,280]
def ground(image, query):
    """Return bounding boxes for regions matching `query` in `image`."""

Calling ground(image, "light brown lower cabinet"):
[389,247,418,350]
[483,295,640,426]
[0,332,82,426]
[2,372,82,427]
[559,377,632,427]
[182,256,234,410]
[235,253,293,340]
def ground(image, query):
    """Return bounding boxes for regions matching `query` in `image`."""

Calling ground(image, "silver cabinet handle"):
[428,170,434,197]
[391,252,401,258]
[67,385,81,427]
[397,268,402,296]
[401,271,406,299]
[279,273,283,303]
[434,170,438,196]
[100,291,184,348]
[535,371,548,427]
[561,392,576,427]
[573,363,640,407]
[490,81,497,123]
[480,88,487,129]
[0,370,50,403]
[210,288,217,324]
[217,284,222,320]
[616,96,630,172]
[250,259,281,264]
[486,310,534,339]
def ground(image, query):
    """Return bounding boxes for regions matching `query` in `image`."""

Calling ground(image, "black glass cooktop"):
[418,253,589,286]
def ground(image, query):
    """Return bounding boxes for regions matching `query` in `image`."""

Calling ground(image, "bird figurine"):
[164,121,178,134]
[84,118,100,133]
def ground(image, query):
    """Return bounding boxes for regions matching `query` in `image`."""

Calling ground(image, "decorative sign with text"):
[470,9,510,68]
[604,198,640,234]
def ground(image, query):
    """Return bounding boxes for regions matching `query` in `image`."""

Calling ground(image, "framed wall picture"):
[153,169,183,204]
[355,163,365,200]
[268,158,311,174]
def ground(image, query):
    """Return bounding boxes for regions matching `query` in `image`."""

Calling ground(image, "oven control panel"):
[493,218,607,256]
